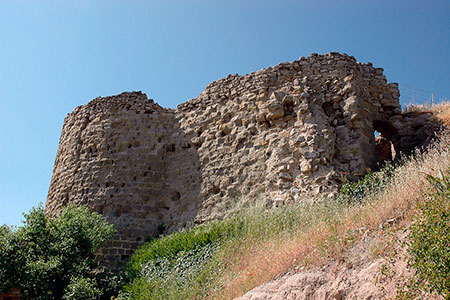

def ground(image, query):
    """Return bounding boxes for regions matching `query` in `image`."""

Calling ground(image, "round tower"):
[46,91,201,269]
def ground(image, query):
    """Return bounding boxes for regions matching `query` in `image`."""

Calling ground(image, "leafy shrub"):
[121,216,248,300]
[0,204,116,300]
[404,170,450,299]
[63,277,101,300]
[124,243,219,299]
[339,162,397,201]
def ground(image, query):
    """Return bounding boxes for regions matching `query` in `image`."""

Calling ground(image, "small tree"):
[0,204,116,300]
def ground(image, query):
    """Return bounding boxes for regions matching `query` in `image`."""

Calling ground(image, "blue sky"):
[1,0,449,226]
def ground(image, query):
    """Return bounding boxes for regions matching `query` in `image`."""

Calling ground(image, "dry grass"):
[403,103,433,113]
[403,100,448,112]
[432,102,450,126]
[212,128,450,299]
[403,101,450,127]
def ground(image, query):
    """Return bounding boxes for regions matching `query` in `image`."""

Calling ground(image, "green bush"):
[0,204,116,300]
[339,162,396,201]
[121,211,243,299]
[63,277,101,300]
[405,170,450,299]
[124,242,219,300]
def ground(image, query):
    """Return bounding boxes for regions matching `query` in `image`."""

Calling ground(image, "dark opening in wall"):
[322,102,334,118]
[165,144,176,152]
[373,120,398,168]
[171,191,181,201]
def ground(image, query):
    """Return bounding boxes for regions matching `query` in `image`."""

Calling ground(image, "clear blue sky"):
[1,0,449,226]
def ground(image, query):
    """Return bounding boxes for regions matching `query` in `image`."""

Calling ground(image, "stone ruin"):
[45,52,441,270]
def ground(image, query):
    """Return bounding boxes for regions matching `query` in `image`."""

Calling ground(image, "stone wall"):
[45,52,440,270]
[46,92,201,269]
[176,53,403,216]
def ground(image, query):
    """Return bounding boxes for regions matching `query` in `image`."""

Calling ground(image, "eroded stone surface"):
[45,52,440,269]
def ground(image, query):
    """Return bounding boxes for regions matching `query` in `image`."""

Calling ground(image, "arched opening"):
[373,120,398,168]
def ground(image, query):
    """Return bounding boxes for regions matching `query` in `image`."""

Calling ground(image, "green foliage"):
[124,216,245,282]
[0,204,116,300]
[122,219,237,299]
[339,162,396,201]
[63,277,101,300]
[124,243,219,300]
[121,199,348,300]
[404,170,450,299]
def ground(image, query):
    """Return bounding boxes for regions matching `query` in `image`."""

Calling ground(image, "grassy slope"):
[119,103,450,300]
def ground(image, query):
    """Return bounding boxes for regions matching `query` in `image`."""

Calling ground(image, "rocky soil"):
[235,225,443,300]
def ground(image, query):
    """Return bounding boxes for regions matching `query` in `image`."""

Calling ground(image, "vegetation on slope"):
[118,118,450,300]
[400,170,450,299]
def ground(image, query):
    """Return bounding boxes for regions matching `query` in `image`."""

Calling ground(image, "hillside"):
[116,103,450,299]
[235,103,450,300]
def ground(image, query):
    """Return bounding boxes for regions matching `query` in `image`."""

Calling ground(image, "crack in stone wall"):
[45,52,441,270]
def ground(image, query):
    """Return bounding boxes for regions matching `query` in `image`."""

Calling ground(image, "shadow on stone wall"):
[98,110,202,271]
[373,111,443,169]
[45,92,202,271]
[395,111,443,153]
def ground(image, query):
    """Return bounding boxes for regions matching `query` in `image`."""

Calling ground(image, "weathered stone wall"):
[46,92,201,269]
[176,53,403,217]
[45,52,440,270]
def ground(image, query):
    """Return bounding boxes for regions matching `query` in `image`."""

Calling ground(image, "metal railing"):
[398,83,434,107]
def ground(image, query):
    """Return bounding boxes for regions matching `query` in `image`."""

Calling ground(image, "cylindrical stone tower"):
[46,91,201,270]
